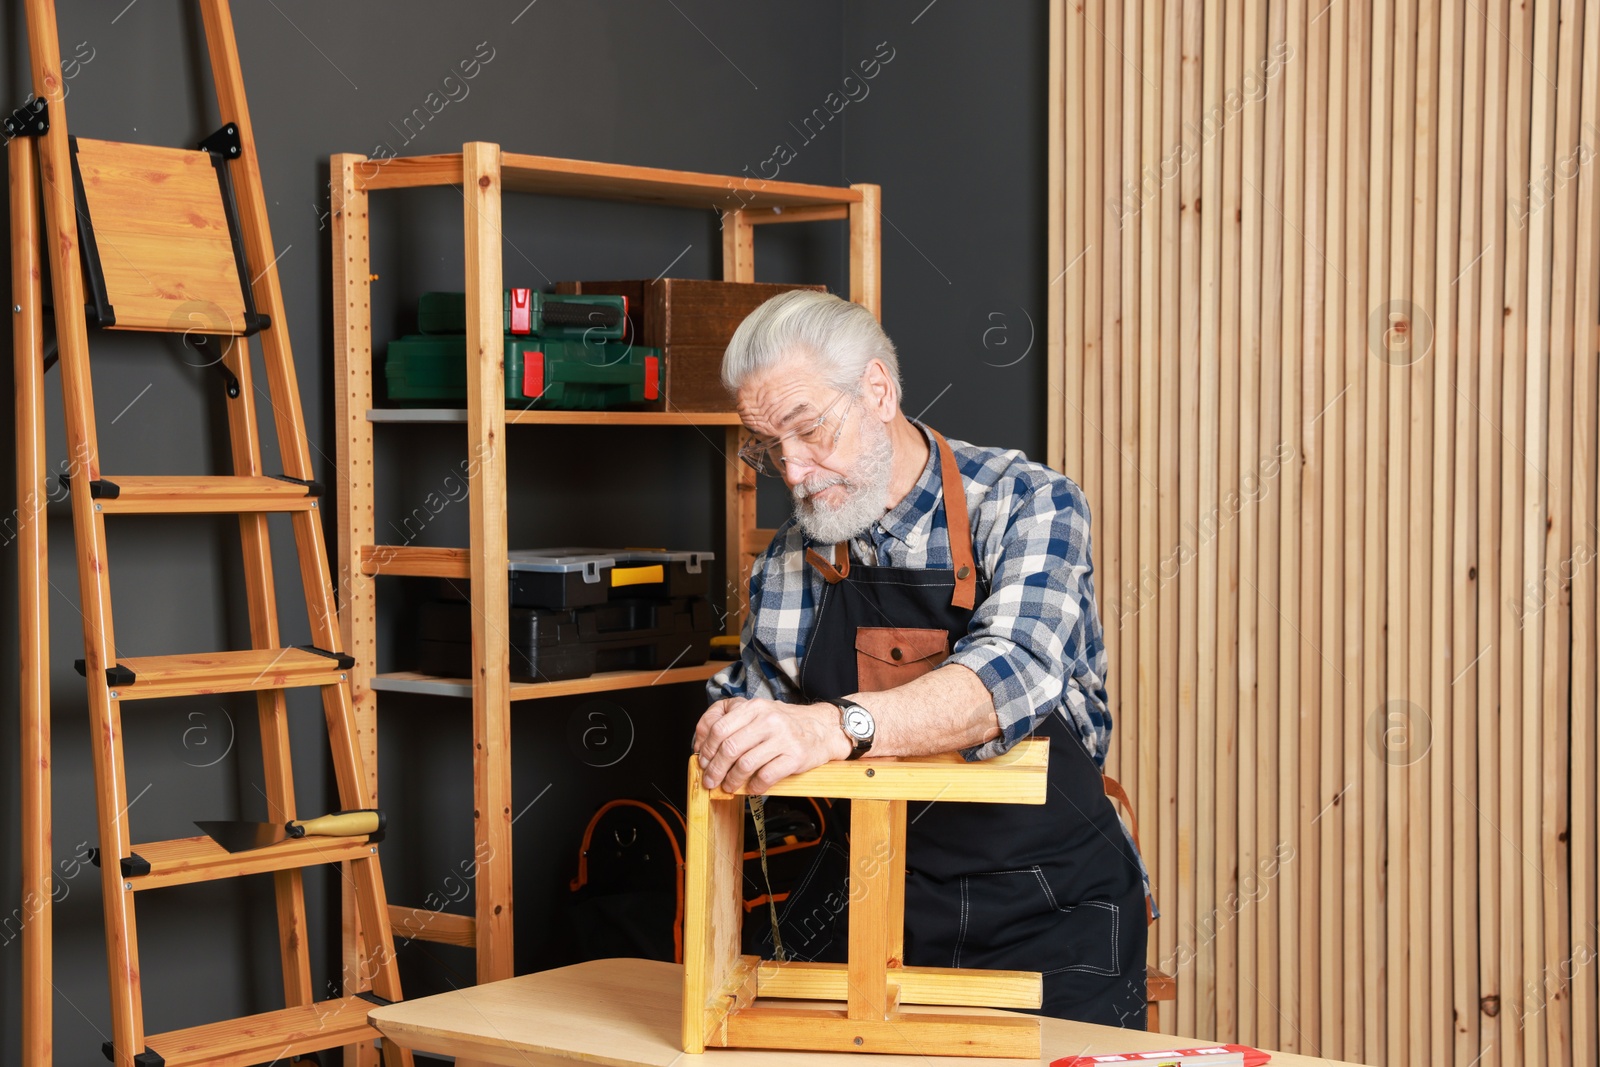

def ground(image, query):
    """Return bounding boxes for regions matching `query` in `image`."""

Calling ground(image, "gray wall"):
[0,2,1046,1061]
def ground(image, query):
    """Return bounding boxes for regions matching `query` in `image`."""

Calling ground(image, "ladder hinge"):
[216,361,241,399]
[355,990,394,1007]
[199,122,270,338]
[4,97,48,138]
[101,1042,164,1066]
[297,644,355,671]
[273,474,325,498]
[73,661,138,687]
[120,852,151,878]
[68,135,117,328]
[57,473,122,499]
[199,122,242,162]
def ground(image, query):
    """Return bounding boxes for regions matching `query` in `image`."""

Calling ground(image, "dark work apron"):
[772,427,1148,1028]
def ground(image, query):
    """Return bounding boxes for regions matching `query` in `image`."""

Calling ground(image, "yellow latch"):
[610,564,665,588]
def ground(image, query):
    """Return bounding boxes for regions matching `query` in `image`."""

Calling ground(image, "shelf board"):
[372,662,725,701]
[367,408,743,427]
[358,149,863,213]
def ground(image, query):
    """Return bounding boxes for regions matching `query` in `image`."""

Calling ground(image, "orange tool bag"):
[565,796,830,964]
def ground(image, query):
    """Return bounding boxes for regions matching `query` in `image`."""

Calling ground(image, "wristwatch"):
[830,698,876,760]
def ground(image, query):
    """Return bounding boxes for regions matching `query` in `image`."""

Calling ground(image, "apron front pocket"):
[951,866,1124,977]
[854,626,949,691]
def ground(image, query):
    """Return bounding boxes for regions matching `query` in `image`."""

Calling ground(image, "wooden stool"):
[681,739,1050,1058]
[1146,965,1178,1031]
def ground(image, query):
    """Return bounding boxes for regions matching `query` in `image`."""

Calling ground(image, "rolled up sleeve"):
[707,614,791,704]
[707,540,800,705]
[946,476,1109,764]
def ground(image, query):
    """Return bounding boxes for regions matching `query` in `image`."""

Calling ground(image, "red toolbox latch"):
[522,351,545,399]
[510,288,532,334]
[644,355,660,401]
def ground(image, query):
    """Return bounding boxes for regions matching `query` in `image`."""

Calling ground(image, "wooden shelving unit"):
[330,143,880,999]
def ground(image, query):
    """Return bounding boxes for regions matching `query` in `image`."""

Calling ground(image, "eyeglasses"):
[737,393,857,478]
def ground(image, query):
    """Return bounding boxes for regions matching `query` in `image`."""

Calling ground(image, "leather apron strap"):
[1103,774,1156,926]
[929,428,978,610]
[803,542,851,582]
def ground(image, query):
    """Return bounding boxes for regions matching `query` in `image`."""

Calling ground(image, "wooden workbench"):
[367,958,1369,1066]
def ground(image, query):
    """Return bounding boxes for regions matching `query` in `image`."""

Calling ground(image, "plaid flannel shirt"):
[709,421,1153,909]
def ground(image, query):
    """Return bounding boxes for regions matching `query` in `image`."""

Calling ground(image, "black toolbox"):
[415,594,716,684]
[576,597,716,672]
[415,600,598,683]
[534,547,715,601]
[506,549,616,609]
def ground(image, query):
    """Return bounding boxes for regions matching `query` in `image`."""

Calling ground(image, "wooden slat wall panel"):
[1478,3,1511,1064]
[1257,0,1287,1046]
[1341,1,1372,1057]
[1362,0,1393,1059]
[1316,2,1349,1059]
[1117,0,1142,817]
[1215,0,1244,1043]
[1048,2,1600,1061]
[1177,0,1203,1039]
[1238,0,1267,1043]
[1570,6,1600,1065]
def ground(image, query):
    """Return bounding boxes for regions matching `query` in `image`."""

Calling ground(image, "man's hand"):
[694,697,851,794]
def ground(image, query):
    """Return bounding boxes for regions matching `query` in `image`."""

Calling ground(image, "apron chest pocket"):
[854,627,949,692]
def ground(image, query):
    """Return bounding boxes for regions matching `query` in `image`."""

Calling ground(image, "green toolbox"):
[417,288,628,340]
[384,334,661,410]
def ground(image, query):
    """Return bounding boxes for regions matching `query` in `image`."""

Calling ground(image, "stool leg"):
[885,800,907,969]
[847,799,896,1021]
[682,759,746,1051]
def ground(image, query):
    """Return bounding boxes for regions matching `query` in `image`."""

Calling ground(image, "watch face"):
[843,706,874,740]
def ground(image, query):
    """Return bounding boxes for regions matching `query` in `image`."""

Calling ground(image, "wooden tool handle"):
[286,810,382,838]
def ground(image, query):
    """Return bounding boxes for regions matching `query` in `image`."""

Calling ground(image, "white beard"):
[791,417,896,546]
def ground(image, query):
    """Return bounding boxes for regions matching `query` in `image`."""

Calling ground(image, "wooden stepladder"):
[682,739,1051,1058]
[12,3,409,1065]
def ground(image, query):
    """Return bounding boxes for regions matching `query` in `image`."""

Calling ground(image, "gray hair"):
[721,290,901,402]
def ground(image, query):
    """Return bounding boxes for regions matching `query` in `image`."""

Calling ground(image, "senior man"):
[696,290,1150,1027]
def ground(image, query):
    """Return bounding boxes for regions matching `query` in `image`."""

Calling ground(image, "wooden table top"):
[368,957,1368,1067]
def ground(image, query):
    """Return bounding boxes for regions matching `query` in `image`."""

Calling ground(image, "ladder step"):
[117,833,378,891]
[76,475,321,514]
[92,647,351,701]
[109,993,382,1067]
